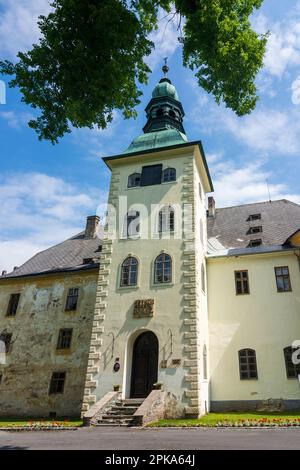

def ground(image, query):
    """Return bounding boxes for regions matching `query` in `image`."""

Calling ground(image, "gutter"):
[0,263,100,282]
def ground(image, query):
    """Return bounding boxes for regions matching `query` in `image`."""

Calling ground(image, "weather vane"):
[162,57,169,77]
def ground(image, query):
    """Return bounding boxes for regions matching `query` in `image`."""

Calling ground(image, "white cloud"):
[292,76,300,104]
[210,157,300,208]
[0,0,52,58]
[0,172,105,272]
[146,9,180,70]
[252,11,300,79]
[187,77,300,155]
[0,110,34,128]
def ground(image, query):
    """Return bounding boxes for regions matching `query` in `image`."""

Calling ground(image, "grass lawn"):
[0,418,83,428]
[149,411,300,427]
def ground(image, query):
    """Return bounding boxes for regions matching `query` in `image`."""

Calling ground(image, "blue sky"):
[0,0,300,271]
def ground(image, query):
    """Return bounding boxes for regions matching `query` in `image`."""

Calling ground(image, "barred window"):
[128,173,141,188]
[121,257,138,287]
[162,168,176,183]
[275,267,292,292]
[158,206,175,233]
[6,293,20,317]
[65,288,79,311]
[57,329,73,350]
[284,346,300,378]
[235,271,249,295]
[238,349,258,379]
[49,372,66,394]
[154,254,172,284]
[0,333,12,354]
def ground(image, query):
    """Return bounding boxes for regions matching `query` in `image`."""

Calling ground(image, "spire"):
[142,62,186,135]
[162,57,169,78]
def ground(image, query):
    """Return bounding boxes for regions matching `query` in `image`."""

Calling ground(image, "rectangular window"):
[235,271,250,295]
[275,267,292,292]
[284,347,300,378]
[248,239,262,247]
[248,226,262,234]
[65,288,79,311]
[141,164,162,186]
[57,329,73,350]
[239,349,258,379]
[0,333,12,353]
[6,293,20,317]
[49,372,66,394]
[247,214,261,221]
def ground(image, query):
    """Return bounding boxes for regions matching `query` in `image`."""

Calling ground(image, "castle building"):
[0,68,300,419]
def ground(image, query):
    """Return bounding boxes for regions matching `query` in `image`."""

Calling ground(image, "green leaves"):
[182,0,268,115]
[0,0,267,143]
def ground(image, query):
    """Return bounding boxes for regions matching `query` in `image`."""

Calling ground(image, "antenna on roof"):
[266,179,271,203]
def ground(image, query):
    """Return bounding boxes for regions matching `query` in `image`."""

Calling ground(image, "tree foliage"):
[0,0,267,143]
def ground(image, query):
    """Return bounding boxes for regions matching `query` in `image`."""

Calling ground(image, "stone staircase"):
[95,398,144,427]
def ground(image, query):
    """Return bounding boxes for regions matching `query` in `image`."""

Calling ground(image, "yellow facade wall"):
[208,252,300,405]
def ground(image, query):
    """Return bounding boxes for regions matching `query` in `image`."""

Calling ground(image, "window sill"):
[161,180,177,185]
[276,290,292,293]
[118,285,139,291]
[151,282,174,289]
[56,349,72,355]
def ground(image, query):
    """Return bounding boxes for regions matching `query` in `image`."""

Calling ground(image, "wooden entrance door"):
[130,331,158,398]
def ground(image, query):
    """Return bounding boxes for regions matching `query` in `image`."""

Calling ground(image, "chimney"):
[1,270,7,276]
[85,215,100,238]
[207,196,216,218]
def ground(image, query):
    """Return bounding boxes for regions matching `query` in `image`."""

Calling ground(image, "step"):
[110,406,139,413]
[95,422,131,427]
[117,399,144,406]
[102,414,134,421]
[106,409,137,416]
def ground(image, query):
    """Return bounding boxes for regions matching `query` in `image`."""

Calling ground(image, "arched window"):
[203,345,208,380]
[120,257,138,287]
[162,168,176,183]
[284,346,300,378]
[156,108,164,117]
[201,263,206,292]
[154,253,172,284]
[238,349,258,379]
[124,210,140,237]
[169,110,176,118]
[128,173,141,188]
[158,205,175,233]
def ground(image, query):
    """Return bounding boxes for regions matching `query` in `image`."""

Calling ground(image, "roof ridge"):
[215,199,298,211]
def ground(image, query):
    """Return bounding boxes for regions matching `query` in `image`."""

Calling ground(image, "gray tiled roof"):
[2,232,101,279]
[207,199,300,249]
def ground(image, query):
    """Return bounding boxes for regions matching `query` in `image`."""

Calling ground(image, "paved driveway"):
[0,426,300,450]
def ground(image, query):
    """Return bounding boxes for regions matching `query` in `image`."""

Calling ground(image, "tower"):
[82,66,214,418]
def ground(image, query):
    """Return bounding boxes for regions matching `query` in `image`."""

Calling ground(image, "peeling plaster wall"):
[0,271,98,417]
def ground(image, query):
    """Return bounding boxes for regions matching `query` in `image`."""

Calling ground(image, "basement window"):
[57,329,73,350]
[49,372,66,394]
[6,293,20,317]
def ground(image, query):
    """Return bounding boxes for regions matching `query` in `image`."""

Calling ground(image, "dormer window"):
[248,239,262,247]
[128,173,141,188]
[248,226,262,235]
[247,214,261,221]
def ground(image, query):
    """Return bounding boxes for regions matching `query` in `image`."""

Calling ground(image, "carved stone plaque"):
[133,299,154,318]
